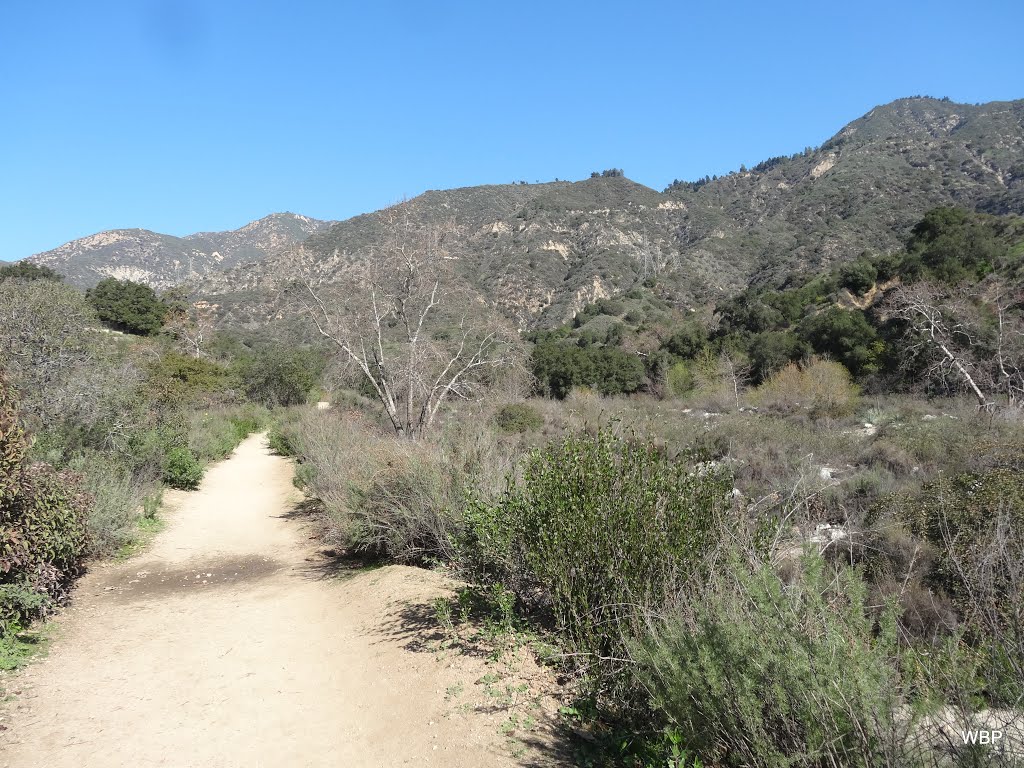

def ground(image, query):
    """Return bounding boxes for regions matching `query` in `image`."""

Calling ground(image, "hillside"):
[664,97,1024,289]
[195,97,1024,331]
[26,213,334,289]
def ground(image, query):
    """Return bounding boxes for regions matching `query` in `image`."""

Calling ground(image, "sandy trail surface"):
[0,433,556,767]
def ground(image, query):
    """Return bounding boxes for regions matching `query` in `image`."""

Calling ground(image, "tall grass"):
[69,452,149,556]
[279,409,462,563]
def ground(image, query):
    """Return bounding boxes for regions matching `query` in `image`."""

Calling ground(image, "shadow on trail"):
[278,497,580,765]
[375,602,579,766]
[279,498,386,582]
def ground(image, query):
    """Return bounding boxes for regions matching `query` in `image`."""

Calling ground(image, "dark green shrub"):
[86,278,167,335]
[531,342,589,398]
[146,353,234,409]
[0,262,61,282]
[746,330,809,383]
[589,347,646,395]
[162,447,203,490]
[531,342,646,398]
[492,403,543,434]
[838,257,878,294]
[904,207,1002,284]
[798,307,882,376]
[594,298,626,316]
[236,345,325,407]
[463,429,732,682]
[662,321,709,360]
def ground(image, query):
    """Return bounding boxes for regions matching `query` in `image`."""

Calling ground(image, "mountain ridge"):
[26,212,335,289]
[196,97,1024,330]
[24,96,1024,331]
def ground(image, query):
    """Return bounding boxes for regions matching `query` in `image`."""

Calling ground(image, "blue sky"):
[1,1,1022,261]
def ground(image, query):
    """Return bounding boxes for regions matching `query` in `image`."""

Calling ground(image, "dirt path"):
[0,433,559,767]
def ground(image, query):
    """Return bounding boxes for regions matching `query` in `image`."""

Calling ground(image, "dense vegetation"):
[525,208,1024,410]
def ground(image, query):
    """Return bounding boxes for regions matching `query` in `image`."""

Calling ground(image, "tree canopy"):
[0,261,62,282]
[86,278,167,336]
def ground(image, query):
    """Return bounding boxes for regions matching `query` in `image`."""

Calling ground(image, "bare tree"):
[720,351,751,410]
[165,299,218,358]
[987,283,1024,407]
[638,228,659,280]
[294,206,514,439]
[883,282,993,409]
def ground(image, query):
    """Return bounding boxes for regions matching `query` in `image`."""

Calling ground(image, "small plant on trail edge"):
[561,701,703,767]
[142,489,163,520]
[493,403,543,434]
[267,426,295,457]
[433,596,455,636]
[490,583,517,634]
[162,447,203,490]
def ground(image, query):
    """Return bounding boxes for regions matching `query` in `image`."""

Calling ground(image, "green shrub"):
[463,429,732,683]
[631,554,916,767]
[904,207,1002,284]
[235,345,325,407]
[145,352,235,409]
[267,406,305,456]
[838,257,878,294]
[752,357,859,418]
[798,307,882,377]
[492,403,543,434]
[594,298,626,316]
[662,321,709,360]
[0,373,89,629]
[162,447,203,490]
[187,405,267,463]
[746,330,809,383]
[531,342,647,398]
[267,427,295,456]
[666,362,695,397]
[70,452,146,557]
[0,262,62,282]
[86,278,167,335]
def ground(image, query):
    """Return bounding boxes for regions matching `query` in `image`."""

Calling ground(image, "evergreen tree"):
[86,278,167,335]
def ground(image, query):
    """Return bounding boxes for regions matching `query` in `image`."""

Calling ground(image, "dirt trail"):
[0,433,556,767]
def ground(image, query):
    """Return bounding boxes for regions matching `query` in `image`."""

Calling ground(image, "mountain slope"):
[197,177,688,329]
[26,213,334,289]
[197,97,1024,331]
[663,97,1024,288]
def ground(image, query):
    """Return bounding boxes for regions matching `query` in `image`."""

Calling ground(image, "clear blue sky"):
[2,0,1022,261]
